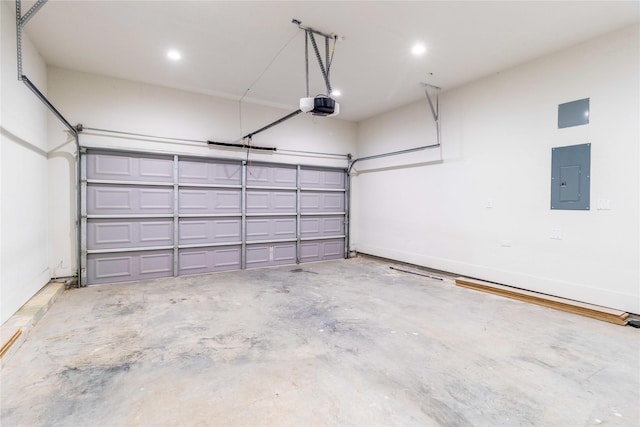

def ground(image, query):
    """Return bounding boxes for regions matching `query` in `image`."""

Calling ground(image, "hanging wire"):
[237,27,301,167]
[327,36,337,75]
[238,28,301,105]
[238,100,243,143]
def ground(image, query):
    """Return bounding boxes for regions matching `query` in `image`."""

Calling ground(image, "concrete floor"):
[1,257,639,426]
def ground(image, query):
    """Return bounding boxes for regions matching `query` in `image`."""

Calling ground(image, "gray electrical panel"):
[558,98,589,128]
[551,143,590,210]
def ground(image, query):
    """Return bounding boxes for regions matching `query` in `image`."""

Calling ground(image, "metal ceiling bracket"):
[20,0,48,26]
[293,19,338,96]
[422,82,441,146]
[347,83,443,174]
[307,31,332,95]
[16,0,48,80]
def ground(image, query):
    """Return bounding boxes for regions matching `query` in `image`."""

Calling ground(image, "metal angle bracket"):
[421,83,440,122]
[293,19,340,96]
[346,83,442,174]
[421,82,441,146]
[16,0,48,80]
[20,0,48,26]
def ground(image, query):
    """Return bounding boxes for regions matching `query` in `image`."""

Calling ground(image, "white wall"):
[352,25,640,313]
[46,67,357,278]
[1,1,51,323]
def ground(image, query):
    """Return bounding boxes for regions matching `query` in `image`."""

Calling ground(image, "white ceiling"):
[23,0,640,122]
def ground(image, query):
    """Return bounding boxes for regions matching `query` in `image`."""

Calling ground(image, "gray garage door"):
[82,150,347,285]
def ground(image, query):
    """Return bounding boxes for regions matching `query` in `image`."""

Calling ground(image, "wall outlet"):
[485,199,494,209]
[597,198,611,210]
[550,228,563,240]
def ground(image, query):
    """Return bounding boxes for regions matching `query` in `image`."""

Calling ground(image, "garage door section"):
[245,164,298,269]
[299,168,346,262]
[177,158,243,276]
[83,150,346,285]
[85,152,175,284]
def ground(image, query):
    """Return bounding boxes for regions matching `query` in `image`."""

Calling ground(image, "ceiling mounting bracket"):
[293,19,339,96]
[212,19,341,144]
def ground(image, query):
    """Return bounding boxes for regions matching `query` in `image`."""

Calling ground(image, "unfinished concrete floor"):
[1,257,639,426]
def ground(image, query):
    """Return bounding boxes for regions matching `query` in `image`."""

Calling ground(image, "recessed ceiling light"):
[331,89,342,97]
[167,50,182,61]
[411,43,426,56]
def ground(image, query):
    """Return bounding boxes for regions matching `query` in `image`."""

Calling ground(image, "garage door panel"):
[246,217,296,241]
[91,255,132,281]
[322,240,344,259]
[246,165,296,188]
[179,189,209,211]
[178,250,208,273]
[179,160,241,185]
[300,193,344,212]
[246,245,269,267]
[246,243,296,268]
[88,185,173,215]
[139,252,174,274]
[139,157,174,181]
[274,218,296,238]
[273,244,296,262]
[300,216,344,238]
[88,250,173,284]
[88,152,173,182]
[179,189,241,214]
[88,221,132,247]
[88,219,173,250]
[85,151,346,285]
[246,191,296,213]
[139,221,173,244]
[300,169,345,189]
[178,246,241,275]
[139,189,174,210]
[214,247,242,269]
[179,218,241,244]
[90,187,131,211]
[300,239,344,262]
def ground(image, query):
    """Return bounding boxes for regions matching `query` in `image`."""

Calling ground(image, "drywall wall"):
[46,67,357,278]
[1,1,51,324]
[351,25,640,313]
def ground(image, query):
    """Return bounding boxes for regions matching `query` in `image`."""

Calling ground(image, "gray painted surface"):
[558,98,590,128]
[300,168,345,189]
[87,185,174,215]
[87,250,174,284]
[179,188,242,214]
[246,243,297,268]
[246,217,296,242]
[178,159,241,185]
[300,216,345,238]
[246,190,297,214]
[178,246,242,275]
[84,151,346,284]
[300,192,345,213]
[551,143,591,210]
[87,151,174,183]
[87,219,174,250]
[300,239,344,262]
[246,164,296,187]
[2,257,638,426]
[178,218,241,245]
